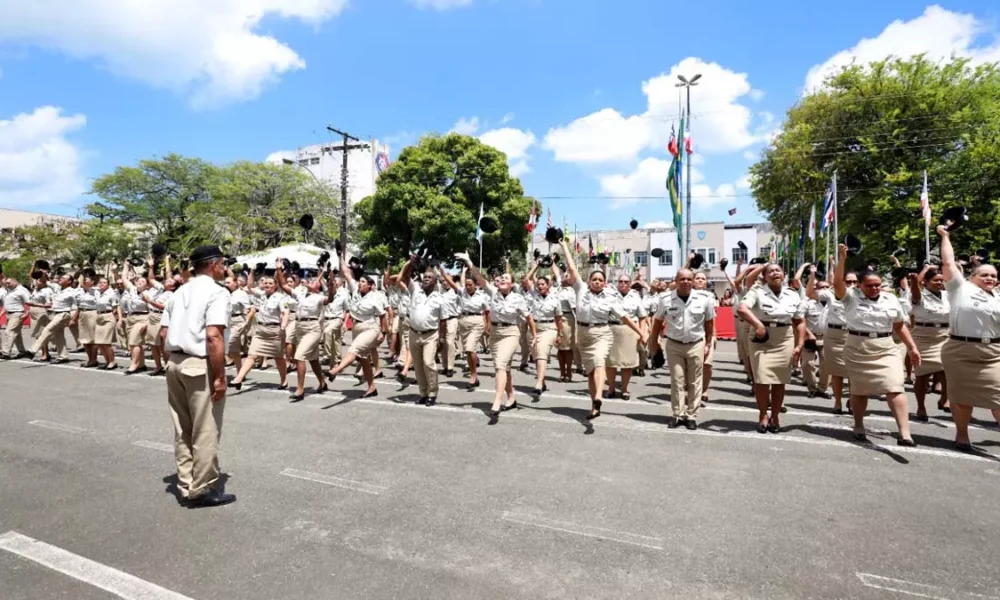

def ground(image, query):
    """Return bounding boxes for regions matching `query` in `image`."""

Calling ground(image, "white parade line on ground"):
[28,420,87,434]
[279,468,387,495]
[500,511,664,551]
[0,531,196,600]
[132,440,174,453]
[856,572,1000,600]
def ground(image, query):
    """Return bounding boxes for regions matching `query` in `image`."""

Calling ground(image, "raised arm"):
[833,244,849,300]
[791,262,807,292]
[438,264,459,292]
[558,240,580,286]
[339,253,354,286]
[455,252,488,288]
[274,259,294,295]
[805,265,820,301]
[909,268,924,306]
[936,225,962,283]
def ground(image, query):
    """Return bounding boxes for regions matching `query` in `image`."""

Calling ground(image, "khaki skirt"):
[558,313,575,351]
[942,338,1000,409]
[533,322,559,363]
[578,324,614,374]
[845,333,904,396]
[490,324,520,370]
[458,315,485,354]
[749,325,794,385]
[286,313,300,346]
[912,325,948,376]
[249,323,284,358]
[348,319,380,357]
[399,315,411,352]
[294,319,323,361]
[94,312,116,345]
[228,315,247,355]
[30,306,50,338]
[822,327,849,378]
[77,310,97,345]
[145,312,163,346]
[735,317,748,364]
[608,323,639,369]
[126,314,148,347]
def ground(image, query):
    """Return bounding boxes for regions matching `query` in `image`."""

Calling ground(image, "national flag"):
[920,170,931,226]
[525,202,537,233]
[798,219,806,253]
[728,207,737,216]
[684,127,692,155]
[808,202,817,242]
[667,124,678,158]
[476,202,484,243]
[666,157,683,251]
[588,234,594,257]
[820,178,835,233]
[375,147,390,173]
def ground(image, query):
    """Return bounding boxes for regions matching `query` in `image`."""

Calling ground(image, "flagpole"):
[923,170,931,264]
[832,171,839,266]
[825,222,830,273]
[811,202,817,265]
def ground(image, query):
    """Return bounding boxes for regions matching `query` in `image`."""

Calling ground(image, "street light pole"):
[676,73,701,262]
[326,126,369,255]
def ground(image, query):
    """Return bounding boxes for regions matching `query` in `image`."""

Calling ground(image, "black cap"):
[890,266,918,280]
[539,256,553,268]
[865,257,881,269]
[650,248,664,259]
[334,239,343,256]
[629,219,638,230]
[533,249,541,260]
[151,243,167,258]
[843,233,863,256]
[544,226,563,245]
[749,257,764,265]
[737,241,747,251]
[975,248,989,259]
[940,206,968,231]
[36,259,51,271]
[690,253,705,270]
[597,252,610,265]
[299,214,314,231]
[479,216,499,234]
[190,245,224,265]
[318,251,330,266]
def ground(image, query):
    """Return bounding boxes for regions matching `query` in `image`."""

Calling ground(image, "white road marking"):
[500,511,663,550]
[856,572,1000,600]
[279,468,386,495]
[0,531,196,600]
[132,440,173,453]
[28,420,86,434]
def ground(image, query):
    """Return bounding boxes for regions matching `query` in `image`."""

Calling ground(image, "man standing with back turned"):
[159,245,235,508]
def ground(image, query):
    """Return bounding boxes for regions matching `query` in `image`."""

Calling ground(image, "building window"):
[732,247,748,263]
[708,248,717,265]
[310,157,320,165]
[634,251,648,266]
[690,247,717,266]
[298,159,309,166]
[760,246,771,258]
[658,250,673,266]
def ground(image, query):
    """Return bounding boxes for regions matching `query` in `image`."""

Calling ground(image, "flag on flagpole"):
[798,218,806,253]
[920,170,931,226]
[666,157,683,251]
[684,126,692,155]
[820,179,835,233]
[476,202,484,243]
[808,202,817,242]
[667,123,678,158]
[525,202,537,233]
[588,234,594,257]
[769,236,776,262]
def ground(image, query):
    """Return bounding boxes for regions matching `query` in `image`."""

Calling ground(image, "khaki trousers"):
[410,328,440,397]
[166,354,225,500]
[322,318,344,364]
[440,317,458,371]
[803,336,829,393]
[32,311,71,359]
[518,322,531,367]
[3,312,26,355]
[666,338,705,419]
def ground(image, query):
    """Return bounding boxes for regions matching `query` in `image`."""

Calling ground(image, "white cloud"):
[451,116,481,135]
[748,89,765,101]
[599,158,670,208]
[0,106,87,207]
[501,113,515,125]
[805,5,1000,93]
[266,150,296,164]
[742,150,757,160]
[643,221,671,229]
[408,0,473,9]
[544,57,760,164]
[479,127,536,177]
[736,173,751,190]
[0,0,349,108]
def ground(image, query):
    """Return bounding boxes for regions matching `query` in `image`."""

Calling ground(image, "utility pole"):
[676,73,701,262]
[326,126,370,254]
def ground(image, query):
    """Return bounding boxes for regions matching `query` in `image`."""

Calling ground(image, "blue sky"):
[2,0,999,230]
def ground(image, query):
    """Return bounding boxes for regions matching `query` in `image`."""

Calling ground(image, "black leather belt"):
[411,327,437,334]
[827,324,845,330]
[462,312,484,316]
[79,308,97,312]
[762,321,790,328]
[231,312,245,317]
[951,334,1000,344]
[578,322,608,327]
[915,322,948,329]
[130,312,149,316]
[492,322,517,327]
[849,330,891,338]
[97,310,113,314]
[298,317,319,322]
[443,316,458,321]
[608,321,622,326]
[51,311,71,314]
[666,337,700,345]
[150,310,163,314]
[535,319,555,324]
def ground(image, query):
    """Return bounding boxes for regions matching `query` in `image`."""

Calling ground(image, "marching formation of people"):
[2,221,998,458]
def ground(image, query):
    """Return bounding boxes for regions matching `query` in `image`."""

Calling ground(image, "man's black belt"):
[535,319,555,324]
[915,322,948,329]
[578,322,608,327]
[298,317,320,322]
[827,324,846,330]
[849,330,891,338]
[666,337,700,345]
[950,334,1000,344]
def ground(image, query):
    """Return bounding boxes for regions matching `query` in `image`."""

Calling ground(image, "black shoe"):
[586,400,602,420]
[518,364,529,373]
[373,371,385,379]
[149,368,165,376]
[684,419,697,430]
[443,370,455,377]
[277,383,288,391]
[767,423,780,434]
[289,393,305,402]
[668,418,682,429]
[853,432,868,442]
[230,381,242,391]
[467,380,480,390]
[488,410,500,424]
[897,438,917,447]
[955,442,974,453]
[124,366,147,375]
[531,388,543,399]
[417,396,428,405]
[52,358,69,365]
[362,390,378,398]
[780,406,788,413]
[915,413,929,422]
[16,351,34,359]
[186,489,236,509]
[816,391,830,399]
[0,354,11,360]
[500,401,518,412]
[806,390,817,398]
[425,397,437,407]
[757,423,768,434]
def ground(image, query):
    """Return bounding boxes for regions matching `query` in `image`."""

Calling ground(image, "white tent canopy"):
[236,243,335,269]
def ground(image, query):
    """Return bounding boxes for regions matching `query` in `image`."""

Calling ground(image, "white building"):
[287,139,391,206]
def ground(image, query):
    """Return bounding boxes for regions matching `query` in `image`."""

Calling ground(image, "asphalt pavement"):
[3,338,1000,599]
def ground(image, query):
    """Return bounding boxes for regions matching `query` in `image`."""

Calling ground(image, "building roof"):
[0,208,81,230]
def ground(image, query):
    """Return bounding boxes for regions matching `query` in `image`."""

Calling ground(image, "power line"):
[535,181,971,202]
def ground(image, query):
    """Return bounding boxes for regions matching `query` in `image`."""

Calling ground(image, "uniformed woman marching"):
[908,265,950,420]
[456,252,535,423]
[832,243,920,446]
[937,225,1000,451]
[558,239,646,420]
[736,263,806,433]
[75,274,101,367]
[326,252,388,398]
[522,260,564,398]
[224,271,255,373]
[606,273,647,400]
[277,264,334,401]
[231,269,290,390]
[554,265,578,382]
[807,259,855,413]
[93,276,119,369]
[455,267,489,389]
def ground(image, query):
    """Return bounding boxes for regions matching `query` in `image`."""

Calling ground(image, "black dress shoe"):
[955,442,974,453]
[915,413,929,422]
[443,370,455,377]
[500,401,518,412]
[668,418,682,429]
[52,358,70,365]
[277,383,288,391]
[853,432,868,442]
[488,410,500,424]
[767,423,780,434]
[684,419,697,430]
[586,400,602,420]
[757,423,768,434]
[896,438,917,447]
[467,380,480,390]
[361,389,378,398]
[806,390,817,398]
[186,489,236,509]
[425,397,437,406]
[417,396,428,405]
[289,393,305,402]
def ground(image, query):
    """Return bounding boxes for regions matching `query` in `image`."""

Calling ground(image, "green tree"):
[354,134,536,273]
[750,56,1000,265]
[0,220,136,276]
